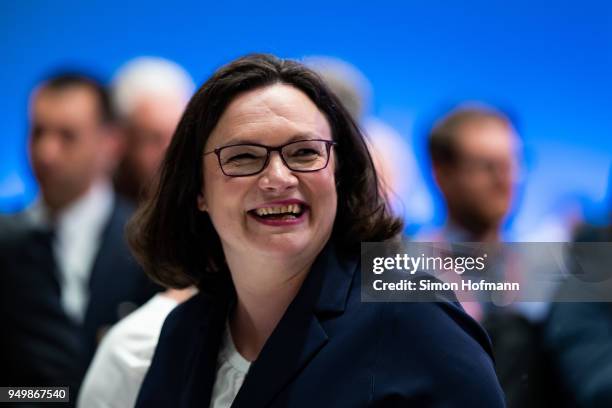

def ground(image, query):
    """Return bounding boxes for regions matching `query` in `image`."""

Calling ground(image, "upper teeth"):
[255,204,302,216]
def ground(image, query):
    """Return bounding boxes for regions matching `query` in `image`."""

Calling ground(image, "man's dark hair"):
[39,72,114,124]
[127,53,403,291]
[428,105,511,166]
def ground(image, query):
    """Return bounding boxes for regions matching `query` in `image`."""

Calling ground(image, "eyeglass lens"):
[218,140,330,176]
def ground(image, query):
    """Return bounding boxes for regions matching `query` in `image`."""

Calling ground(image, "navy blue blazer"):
[0,197,159,400]
[137,244,505,407]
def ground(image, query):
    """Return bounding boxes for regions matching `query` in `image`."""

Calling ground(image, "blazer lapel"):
[232,243,357,407]
[231,299,329,408]
[183,290,232,408]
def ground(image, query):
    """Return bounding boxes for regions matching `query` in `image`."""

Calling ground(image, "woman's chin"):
[252,236,310,257]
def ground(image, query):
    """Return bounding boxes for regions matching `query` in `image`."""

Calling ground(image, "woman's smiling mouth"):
[248,200,309,226]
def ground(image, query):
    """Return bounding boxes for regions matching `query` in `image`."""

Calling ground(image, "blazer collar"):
[184,242,358,408]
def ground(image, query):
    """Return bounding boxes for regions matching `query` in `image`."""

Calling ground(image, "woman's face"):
[199,84,338,264]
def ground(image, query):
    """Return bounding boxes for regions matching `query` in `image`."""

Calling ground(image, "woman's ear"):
[197,192,207,212]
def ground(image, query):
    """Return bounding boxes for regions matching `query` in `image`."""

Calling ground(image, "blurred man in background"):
[426,104,520,242]
[77,58,196,408]
[112,57,194,203]
[422,104,563,407]
[0,73,157,403]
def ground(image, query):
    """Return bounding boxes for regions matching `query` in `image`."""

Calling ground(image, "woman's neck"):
[225,254,313,362]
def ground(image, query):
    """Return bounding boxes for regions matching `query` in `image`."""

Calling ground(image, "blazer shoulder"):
[148,292,215,364]
[135,293,212,407]
[370,301,505,406]
[158,293,205,339]
[0,213,30,249]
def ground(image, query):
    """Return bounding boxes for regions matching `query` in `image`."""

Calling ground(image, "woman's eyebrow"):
[222,132,322,146]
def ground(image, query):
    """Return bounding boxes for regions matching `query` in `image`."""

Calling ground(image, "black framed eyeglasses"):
[203,139,337,177]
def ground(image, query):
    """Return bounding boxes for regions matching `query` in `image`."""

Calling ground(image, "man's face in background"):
[116,96,183,199]
[29,86,113,212]
[436,118,520,232]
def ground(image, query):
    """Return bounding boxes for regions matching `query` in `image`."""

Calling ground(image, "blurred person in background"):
[419,104,522,321]
[112,57,195,203]
[77,57,196,408]
[0,73,158,403]
[420,104,561,407]
[424,104,520,243]
[304,56,371,122]
[544,165,612,408]
[306,56,433,231]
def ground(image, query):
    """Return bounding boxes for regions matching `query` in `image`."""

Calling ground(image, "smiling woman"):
[127,54,505,407]
[199,84,339,275]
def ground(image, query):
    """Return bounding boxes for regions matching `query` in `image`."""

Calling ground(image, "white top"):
[77,294,179,408]
[26,180,114,322]
[209,324,252,408]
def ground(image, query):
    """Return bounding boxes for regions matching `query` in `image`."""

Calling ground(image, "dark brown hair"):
[40,72,114,124]
[428,105,511,166]
[127,53,403,290]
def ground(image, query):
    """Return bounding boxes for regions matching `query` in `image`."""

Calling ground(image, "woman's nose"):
[257,152,298,192]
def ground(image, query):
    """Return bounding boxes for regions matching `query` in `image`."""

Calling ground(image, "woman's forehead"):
[207,84,331,147]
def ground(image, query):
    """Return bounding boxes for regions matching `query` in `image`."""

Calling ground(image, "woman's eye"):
[225,153,258,163]
[293,149,319,157]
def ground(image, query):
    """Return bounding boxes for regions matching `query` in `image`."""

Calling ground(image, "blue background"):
[1,0,611,236]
